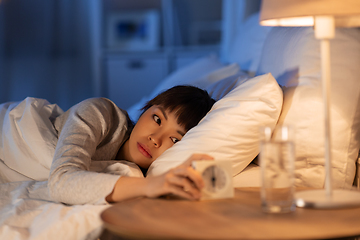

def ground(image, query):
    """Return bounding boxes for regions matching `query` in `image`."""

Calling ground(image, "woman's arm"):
[106,154,213,202]
[48,98,131,205]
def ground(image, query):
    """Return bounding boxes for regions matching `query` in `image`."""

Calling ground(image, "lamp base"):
[295,189,360,209]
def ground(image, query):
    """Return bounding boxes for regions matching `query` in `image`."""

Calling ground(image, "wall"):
[0,0,95,110]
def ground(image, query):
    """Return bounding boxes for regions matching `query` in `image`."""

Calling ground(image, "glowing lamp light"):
[259,0,360,209]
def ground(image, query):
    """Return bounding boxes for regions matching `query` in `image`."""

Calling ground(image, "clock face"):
[202,165,228,193]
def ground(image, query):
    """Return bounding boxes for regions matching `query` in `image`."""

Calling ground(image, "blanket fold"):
[0,97,64,182]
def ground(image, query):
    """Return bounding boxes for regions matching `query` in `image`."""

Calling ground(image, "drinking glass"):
[260,125,295,213]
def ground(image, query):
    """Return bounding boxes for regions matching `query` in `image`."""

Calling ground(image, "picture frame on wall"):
[107,10,160,51]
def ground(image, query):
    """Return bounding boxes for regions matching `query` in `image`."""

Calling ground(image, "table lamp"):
[259,0,360,208]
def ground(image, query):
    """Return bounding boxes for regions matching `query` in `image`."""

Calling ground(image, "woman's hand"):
[145,153,214,200]
[106,153,213,203]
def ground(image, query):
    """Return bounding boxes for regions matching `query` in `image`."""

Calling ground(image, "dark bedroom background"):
[0,0,96,110]
[0,0,260,111]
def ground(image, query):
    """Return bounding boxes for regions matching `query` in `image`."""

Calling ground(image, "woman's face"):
[126,105,186,169]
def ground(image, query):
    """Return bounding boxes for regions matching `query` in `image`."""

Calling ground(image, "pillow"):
[126,55,240,121]
[190,62,240,90]
[257,27,360,188]
[147,73,283,177]
[206,71,250,101]
[226,12,272,75]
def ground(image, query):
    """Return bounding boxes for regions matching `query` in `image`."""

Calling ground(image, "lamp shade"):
[260,0,360,27]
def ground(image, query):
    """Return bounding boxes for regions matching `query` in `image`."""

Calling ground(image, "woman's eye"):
[153,114,161,125]
[171,137,180,144]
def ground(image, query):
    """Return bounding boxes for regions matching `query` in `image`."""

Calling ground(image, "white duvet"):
[0,98,142,240]
[0,180,108,240]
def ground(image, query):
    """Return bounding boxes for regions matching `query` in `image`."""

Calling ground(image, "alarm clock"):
[192,160,234,200]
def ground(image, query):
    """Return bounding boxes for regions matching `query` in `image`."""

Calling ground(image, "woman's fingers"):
[173,166,204,190]
[168,185,200,200]
[176,153,214,189]
[148,153,215,200]
[168,185,199,200]
[167,171,201,199]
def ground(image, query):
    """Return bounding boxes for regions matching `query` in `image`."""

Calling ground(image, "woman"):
[48,86,215,205]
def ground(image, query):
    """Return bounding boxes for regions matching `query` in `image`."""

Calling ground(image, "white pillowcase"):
[147,73,283,177]
[206,71,250,101]
[257,27,360,188]
[126,55,240,121]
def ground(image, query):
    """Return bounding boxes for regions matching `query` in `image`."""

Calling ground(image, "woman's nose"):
[148,134,161,148]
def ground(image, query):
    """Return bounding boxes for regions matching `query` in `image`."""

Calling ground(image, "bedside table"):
[101,187,360,239]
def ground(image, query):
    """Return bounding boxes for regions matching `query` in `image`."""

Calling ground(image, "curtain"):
[0,0,99,110]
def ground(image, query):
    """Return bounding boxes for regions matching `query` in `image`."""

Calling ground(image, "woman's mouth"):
[137,143,152,158]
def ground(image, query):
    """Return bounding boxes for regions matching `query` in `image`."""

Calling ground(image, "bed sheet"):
[233,163,261,188]
[0,180,108,240]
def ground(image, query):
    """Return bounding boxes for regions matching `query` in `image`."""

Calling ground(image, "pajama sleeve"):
[48,98,130,205]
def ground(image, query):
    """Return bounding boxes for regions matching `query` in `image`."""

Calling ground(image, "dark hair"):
[141,85,216,131]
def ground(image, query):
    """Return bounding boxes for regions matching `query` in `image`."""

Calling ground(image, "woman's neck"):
[116,140,130,161]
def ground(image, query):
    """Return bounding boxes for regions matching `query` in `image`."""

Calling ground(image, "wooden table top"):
[101,187,360,239]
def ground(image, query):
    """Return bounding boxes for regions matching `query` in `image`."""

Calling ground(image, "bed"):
[1,7,360,240]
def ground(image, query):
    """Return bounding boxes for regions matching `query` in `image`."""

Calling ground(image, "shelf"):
[100,0,223,110]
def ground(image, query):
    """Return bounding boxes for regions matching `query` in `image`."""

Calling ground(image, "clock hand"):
[212,167,216,189]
